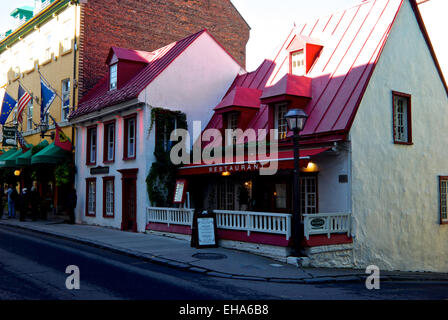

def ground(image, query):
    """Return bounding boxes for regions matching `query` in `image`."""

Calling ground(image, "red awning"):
[178,147,330,176]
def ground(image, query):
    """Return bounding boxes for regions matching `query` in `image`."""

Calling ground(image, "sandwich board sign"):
[191,210,218,248]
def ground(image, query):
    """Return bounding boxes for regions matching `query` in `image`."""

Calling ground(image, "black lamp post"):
[285,108,308,253]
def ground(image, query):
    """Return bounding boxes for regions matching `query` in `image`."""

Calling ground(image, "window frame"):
[27,99,33,131]
[123,114,137,160]
[103,120,116,163]
[439,176,448,225]
[86,125,97,165]
[61,78,70,121]
[392,91,412,145]
[274,102,288,140]
[85,178,96,217]
[102,176,115,218]
[290,49,306,76]
[109,63,118,91]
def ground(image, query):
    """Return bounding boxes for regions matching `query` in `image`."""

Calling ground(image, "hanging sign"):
[2,126,17,147]
[173,179,187,204]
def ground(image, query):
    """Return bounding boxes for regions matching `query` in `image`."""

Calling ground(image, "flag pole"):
[38,70,63,102]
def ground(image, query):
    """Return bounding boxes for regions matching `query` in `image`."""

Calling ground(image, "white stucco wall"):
[316,144,351,214]
[139,32,244,142]
[74,32,243,233]
[74,108,147,231]
[350,0,448,272]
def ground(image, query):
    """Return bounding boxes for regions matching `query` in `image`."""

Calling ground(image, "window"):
[104,121,115,163]
[86,126,97,165]
[217,180,235,210]
[27,42,35,70]
[27,100,33,131]
[274,103,288,140]
[439,177,448,225]
[61,79,70,121]
[62,20,72,52]
[86,178,96,217]
[300,175,318,215]
[274,183,287,209]
[393,92,412,144]
[103,177,114,218]
[291,50,305,76]
[226,112,239,145]
[44,33,52,61]
[110,64,117,90]
[124,115,136,160]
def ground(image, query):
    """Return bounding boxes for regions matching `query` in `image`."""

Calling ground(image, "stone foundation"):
[303,243,354,268]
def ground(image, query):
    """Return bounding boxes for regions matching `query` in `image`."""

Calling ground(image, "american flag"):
[16,130,30,152]
[17,84,31,124]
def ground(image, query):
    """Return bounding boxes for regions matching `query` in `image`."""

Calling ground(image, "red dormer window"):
[110,64,118,90]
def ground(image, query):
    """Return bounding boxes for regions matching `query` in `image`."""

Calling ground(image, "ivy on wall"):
[146,107,187,207]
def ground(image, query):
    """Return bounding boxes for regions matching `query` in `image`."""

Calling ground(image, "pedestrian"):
[6,184,17,219]
[19,188,30,222]
[30,186,39,221]
[65,185,77,224]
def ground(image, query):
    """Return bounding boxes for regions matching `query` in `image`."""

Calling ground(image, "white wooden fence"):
[303,213,351,240]
[147,207,194,227]
[147,208,351,241]
[214,210,292,240]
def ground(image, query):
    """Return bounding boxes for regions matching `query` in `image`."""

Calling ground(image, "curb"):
[1,221,448,284]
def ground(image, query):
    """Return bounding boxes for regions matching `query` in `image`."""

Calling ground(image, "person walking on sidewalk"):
[19,188,30,222]
[6,184,17,219]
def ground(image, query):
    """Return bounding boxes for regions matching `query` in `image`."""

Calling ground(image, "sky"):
[0,0,446,74]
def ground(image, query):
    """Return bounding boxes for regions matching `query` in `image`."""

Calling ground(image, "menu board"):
[173,179,187,204]
[197,217,216,246]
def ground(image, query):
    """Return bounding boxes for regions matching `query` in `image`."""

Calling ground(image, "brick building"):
[78,0,250,96]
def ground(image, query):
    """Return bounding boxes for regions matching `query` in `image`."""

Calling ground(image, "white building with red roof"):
[158,0,448,272]
[69,30,244,233]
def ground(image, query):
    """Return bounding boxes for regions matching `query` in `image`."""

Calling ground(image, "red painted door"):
[119,169,138,232]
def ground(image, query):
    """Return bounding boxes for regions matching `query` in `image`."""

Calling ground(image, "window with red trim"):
[290,50,305,76]
[439,176,448,225]
[86,178,96,217]
[103,121,115,163]
[103,176,114,218]
[86,126,97,165]
[123,115,136,160]
[392,92,412,145]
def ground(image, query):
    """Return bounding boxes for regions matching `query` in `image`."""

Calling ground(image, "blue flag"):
[0,92,17,125]
[40,76,56,121]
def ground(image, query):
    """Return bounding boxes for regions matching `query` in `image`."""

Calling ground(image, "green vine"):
[146,107,187,207]
[54,162,75,187]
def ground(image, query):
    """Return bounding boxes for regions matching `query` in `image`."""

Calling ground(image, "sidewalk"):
[1,217,447,284]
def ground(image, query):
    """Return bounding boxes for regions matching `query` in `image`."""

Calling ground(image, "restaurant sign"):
[2,126,17,147]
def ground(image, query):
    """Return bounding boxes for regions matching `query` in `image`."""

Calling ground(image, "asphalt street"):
[0,225,447,301]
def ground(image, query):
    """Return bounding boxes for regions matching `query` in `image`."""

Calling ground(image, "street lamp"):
[285,108,308,253]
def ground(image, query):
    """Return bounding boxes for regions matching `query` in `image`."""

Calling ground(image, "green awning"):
[31,142,71,165]
[0,148,25,168]
[0,148,16,161]
[17,140,49,166]
[0,148,18,167]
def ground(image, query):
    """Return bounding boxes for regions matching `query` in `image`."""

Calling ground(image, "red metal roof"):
[260,74,312,101]
[70,29,208,119]
[106,47,155,64]
[214,87,262,111]
[206,0,439,143]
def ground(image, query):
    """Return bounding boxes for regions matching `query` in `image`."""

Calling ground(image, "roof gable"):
[71,29,207,119]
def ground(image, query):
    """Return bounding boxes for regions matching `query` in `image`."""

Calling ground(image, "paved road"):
[0,225,447,301]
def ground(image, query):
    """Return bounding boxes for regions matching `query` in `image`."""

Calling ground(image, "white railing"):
[147,207,194,227]
[214,210,291,240]
[303,213,351,240]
